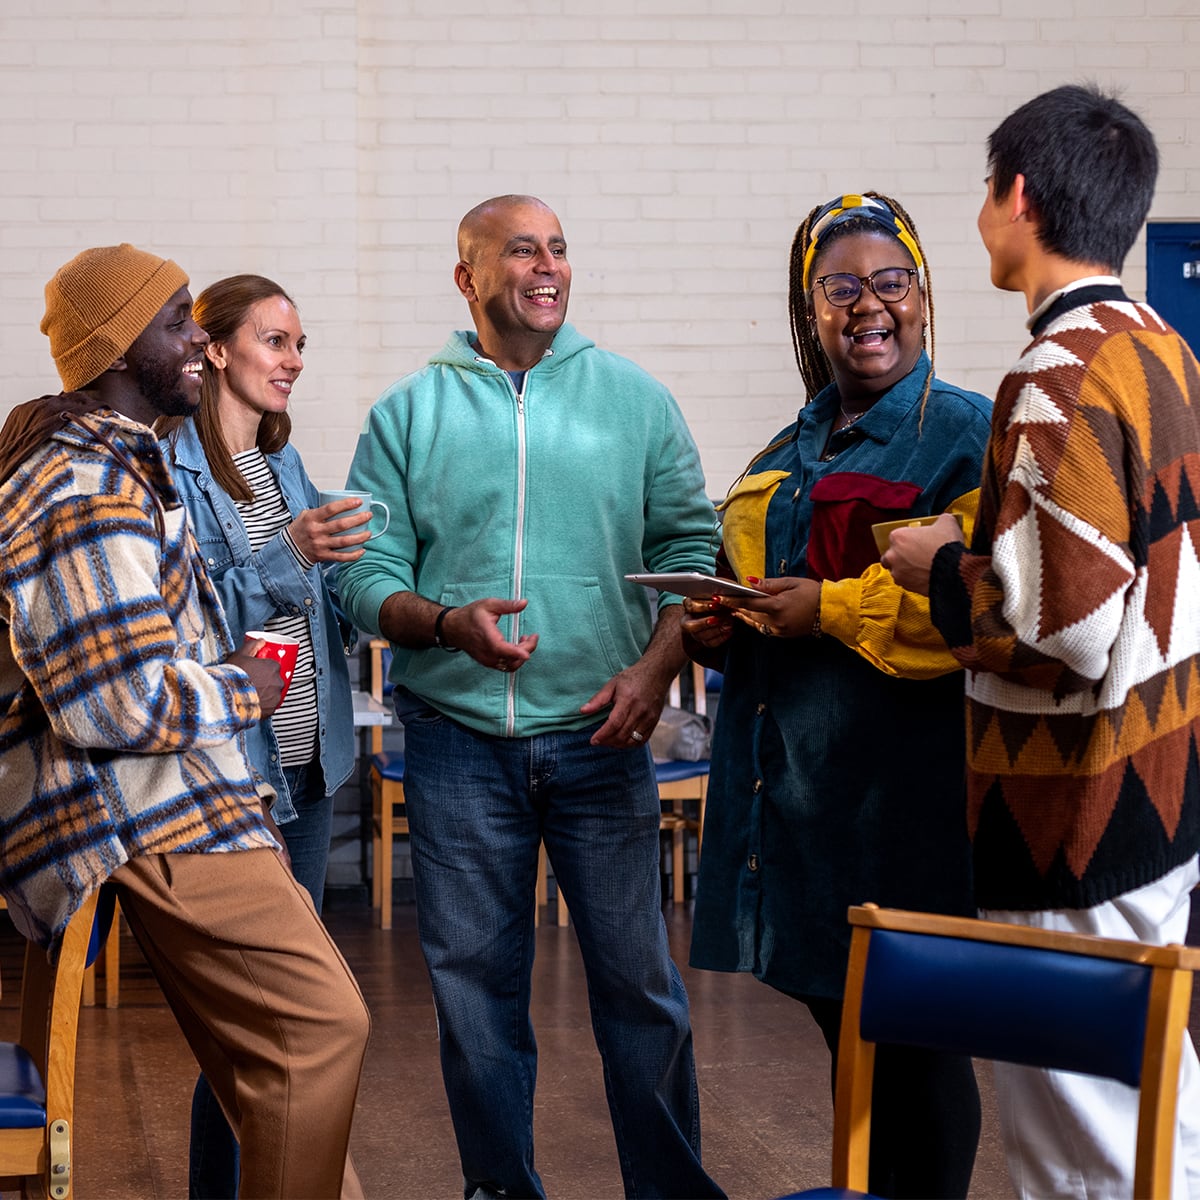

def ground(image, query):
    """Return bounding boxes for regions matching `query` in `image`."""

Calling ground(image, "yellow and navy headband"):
[801,194,925,292]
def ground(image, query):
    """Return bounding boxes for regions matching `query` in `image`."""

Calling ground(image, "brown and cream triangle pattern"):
[953,298,1200,908]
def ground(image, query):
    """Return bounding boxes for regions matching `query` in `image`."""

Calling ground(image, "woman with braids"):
[685,194,991,1198]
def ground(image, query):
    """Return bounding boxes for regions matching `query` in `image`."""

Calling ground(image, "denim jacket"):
[163,419,355,823]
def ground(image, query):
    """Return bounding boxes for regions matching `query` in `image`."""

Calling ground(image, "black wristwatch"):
[433,605,461,652]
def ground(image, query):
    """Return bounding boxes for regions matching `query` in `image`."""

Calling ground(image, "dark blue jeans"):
[188,762,332,1200]
[403,707,724,1200]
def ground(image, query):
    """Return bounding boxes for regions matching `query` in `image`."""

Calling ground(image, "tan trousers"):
[111,848,371,1199]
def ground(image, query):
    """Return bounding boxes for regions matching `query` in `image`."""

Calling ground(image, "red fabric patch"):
[807,472,921,581]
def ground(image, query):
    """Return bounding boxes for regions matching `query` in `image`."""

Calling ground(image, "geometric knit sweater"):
[930,286,1200,910]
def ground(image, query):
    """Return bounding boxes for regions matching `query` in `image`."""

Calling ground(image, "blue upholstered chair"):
[778,902,1200,1200]
[0,887,104,1199]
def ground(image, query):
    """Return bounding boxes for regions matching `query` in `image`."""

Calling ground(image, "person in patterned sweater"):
[885,84,1200,1197]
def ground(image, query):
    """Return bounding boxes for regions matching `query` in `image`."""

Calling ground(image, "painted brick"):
[1,2,1198,506]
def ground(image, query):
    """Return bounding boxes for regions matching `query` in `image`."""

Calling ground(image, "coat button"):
[748,854,759,872]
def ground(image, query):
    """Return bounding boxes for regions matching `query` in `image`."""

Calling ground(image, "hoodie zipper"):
[508,374,528,736]
[475,357,528,736]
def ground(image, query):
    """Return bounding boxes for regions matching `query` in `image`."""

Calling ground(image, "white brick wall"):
[2,0,1197,493]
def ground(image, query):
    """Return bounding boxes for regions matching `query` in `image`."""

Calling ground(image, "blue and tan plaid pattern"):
[0,409,276,949]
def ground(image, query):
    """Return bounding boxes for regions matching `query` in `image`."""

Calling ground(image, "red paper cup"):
[244,631,300,702]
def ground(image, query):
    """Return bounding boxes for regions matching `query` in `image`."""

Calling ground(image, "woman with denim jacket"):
[160,274,371,1200]
[683,195,991,1199]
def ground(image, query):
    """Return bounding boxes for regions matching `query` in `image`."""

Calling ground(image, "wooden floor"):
[5,891,1196,1199]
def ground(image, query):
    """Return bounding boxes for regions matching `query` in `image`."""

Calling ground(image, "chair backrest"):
[832,904,1200,1199]
[0,887,100,1200]
[363,637,393,754]
[667,659,706,715]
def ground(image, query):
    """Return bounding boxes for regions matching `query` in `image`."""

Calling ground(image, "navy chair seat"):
[0,1045,46,1127]
[778,1191,862,1200]
[654,758,709,785]
[372,750,405,782]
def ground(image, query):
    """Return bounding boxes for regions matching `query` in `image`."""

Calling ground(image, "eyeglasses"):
[812,267,920,308]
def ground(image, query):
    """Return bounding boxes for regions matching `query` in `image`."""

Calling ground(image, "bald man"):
[337,196,725,1200]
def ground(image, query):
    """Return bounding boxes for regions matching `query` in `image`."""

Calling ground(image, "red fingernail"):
[746,576,760,584]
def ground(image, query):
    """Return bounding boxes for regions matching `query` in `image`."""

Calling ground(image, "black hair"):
[726,193,937,488]
[787,194,934,405]
[986,82,1158,272]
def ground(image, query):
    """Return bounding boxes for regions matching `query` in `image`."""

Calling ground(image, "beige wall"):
[2,0,1198,493]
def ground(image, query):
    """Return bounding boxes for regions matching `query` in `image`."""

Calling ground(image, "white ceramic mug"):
[319,489,391,540]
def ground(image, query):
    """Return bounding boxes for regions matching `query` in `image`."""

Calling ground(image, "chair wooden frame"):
[79,900,120,1010]
[0,898,117,1011]
[821,903,1200,1199]
[0,888,101,1200]
[364,639,407,932]
[655,659,710,905]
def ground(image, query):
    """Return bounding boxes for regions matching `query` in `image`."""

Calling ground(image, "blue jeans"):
[188,763,332,1200]
[403,707,724,1200]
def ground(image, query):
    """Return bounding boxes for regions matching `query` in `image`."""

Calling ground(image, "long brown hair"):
[160,274,297,503]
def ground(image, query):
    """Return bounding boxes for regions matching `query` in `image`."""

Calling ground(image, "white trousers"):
[982,856,1200,1200]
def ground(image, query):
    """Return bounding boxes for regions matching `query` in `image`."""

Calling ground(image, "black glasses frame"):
[812,267,919,308]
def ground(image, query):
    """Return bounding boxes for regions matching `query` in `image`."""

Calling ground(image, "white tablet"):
[624,572,767,599]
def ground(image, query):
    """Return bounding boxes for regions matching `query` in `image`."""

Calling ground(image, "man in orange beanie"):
[0,244,370,1199]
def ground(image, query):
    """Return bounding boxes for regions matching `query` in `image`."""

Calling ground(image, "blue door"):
[1147,221,1200,358]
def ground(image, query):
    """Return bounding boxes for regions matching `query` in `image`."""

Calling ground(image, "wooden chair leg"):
[103,902,120,1008]
[370,773,383,917]
[673,801,688,903]
[556,872,569,927]
[379,783,395,932]
[535,844,547,928]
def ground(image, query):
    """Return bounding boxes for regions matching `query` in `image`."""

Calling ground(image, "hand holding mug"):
[318,490,390,539]
[288,490,387,563]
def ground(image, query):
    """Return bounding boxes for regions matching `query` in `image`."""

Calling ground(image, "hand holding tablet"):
[625,572,767,599]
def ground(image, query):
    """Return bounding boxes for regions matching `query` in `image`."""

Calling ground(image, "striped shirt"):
[232,448,318,768]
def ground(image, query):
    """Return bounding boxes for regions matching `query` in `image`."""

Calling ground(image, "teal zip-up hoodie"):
[337,323,716,738]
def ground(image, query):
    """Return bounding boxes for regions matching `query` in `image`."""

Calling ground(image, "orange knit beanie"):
[40,244,189,392]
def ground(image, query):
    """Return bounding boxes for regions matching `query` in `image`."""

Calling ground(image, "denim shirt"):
[162,420,355,823]
[690,360,992,998]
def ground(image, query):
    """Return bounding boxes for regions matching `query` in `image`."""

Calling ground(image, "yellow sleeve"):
[818,489,979,680]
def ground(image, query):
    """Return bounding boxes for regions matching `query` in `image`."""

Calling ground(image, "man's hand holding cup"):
[229,632,300,717]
